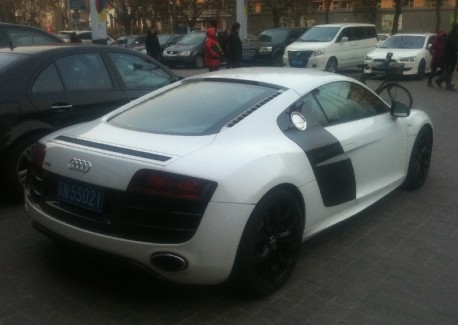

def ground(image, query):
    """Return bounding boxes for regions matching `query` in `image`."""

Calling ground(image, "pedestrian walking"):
[145,27,161,62]
[226,22,242,69]
[204,27,222,72]
[438,24,458,91]
[427,30,446,87]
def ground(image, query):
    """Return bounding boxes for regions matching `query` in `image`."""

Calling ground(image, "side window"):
[292,93,328,127]
[109,53,173,90]
[352,27,365,41]
[366,27,377,39]
[8,28,59,46]
[427,36,436,48]
[32,64,64,92]
[55,53,113,90]
[313,81,385,125]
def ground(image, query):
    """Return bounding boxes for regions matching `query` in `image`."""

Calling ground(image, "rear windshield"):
[109,80,279,135]
[0,53,28,70]
[298,27,340,42]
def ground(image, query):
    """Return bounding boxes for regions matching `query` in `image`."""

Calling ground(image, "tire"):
[417,59,426,80]
[1,133,45,202]
[325,57,338,73]
[402,126,433,190]
[230,188,303,296]
[272,53,283,67]
[192,54,204,69]
[377,83,413,109]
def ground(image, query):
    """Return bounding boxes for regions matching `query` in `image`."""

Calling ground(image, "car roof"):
[313,23,375,27]
[390,33,435,37]
[187,67,353,95]
[0,44,141,55]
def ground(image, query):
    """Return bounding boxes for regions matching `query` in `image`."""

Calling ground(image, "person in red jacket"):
[428,30,446,87]
[205,27,222,72]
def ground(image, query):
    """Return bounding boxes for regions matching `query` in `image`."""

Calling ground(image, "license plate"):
[57,177,104,213]
[291,59,304,67]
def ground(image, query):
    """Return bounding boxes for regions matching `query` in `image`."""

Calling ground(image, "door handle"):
[51,104,73,111]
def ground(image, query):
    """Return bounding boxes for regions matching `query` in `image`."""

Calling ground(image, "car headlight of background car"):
[311,49,325,57]
[179,50,191,56]
[400,56,416,62]
[259,46,272,54]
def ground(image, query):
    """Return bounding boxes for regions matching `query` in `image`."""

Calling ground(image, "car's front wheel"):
[325,57,338,73]
[402,125,433,190]
[193,54,204,69]
[230,188,303,296]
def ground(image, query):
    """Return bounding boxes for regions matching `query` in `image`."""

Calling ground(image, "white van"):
[283,23,378,72]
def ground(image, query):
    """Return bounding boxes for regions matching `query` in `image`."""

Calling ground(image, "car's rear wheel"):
[325,57,338,73]
[402,126,433,190]
[193,54,204,69]
[230,188,302,296]
[1,133,45,203]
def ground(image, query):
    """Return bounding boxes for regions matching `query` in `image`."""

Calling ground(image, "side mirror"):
[390,101,410,117]
[341,36,349,43]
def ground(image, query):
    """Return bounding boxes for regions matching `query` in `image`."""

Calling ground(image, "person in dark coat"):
[226,22,242,69]
[427,30,446,87]
[145,27,161,61]
[440,24,458,90]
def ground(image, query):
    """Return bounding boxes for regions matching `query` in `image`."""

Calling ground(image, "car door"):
[28,51,128,128]
[312,81,409,202]
[106,51,177,100]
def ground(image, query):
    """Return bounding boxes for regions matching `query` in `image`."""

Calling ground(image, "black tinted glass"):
[299,27,340,42]
[109,80,279,135]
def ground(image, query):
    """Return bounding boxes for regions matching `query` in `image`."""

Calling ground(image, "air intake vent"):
[225,90,284,128]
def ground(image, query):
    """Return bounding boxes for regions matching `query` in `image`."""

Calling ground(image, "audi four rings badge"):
[67,158,91,173]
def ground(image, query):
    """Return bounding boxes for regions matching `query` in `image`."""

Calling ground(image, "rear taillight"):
[127,170,217,201]
[30,143,47,167]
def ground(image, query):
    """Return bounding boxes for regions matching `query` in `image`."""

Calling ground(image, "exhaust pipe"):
[150,253,188,272]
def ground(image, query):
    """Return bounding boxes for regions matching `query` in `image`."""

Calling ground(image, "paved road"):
[1,71,458,324]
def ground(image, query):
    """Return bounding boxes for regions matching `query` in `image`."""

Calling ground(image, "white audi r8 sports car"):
[25,68,433,296]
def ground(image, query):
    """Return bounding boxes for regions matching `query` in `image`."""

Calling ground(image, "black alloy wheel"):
[231,188,303,296]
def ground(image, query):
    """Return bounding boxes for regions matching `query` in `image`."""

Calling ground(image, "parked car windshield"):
[379,35,425,49]
[257,29,290,43]
[112,35,143,47]
[177,32,206,45]
[108,80,279,135]
[298,27,340,42]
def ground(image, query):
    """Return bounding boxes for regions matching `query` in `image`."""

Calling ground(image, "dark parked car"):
[111,34,146,48]
[242,27,306,66]
[161,31,206,68]
[0,22,63,48]
[0,44,180,201]
[57,31,115,44]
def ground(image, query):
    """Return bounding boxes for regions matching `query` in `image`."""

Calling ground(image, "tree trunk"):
[435,0,442,32]
[391,0,402,34]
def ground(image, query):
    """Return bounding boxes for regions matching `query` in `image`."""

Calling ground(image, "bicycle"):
[358,52,413,109]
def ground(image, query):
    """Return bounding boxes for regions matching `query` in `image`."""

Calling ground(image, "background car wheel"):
[325,57,338,73]
[230,188,303,296]
[273,53,283,67]
[1,133,45,203]
[417,59,426,80]
[193,55,204,69]
[402,126,433,190]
